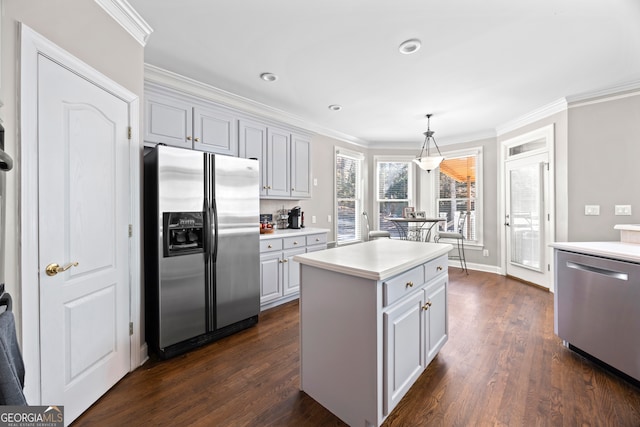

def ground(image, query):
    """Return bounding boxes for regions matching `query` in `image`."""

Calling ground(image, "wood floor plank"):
[72,269,640,426]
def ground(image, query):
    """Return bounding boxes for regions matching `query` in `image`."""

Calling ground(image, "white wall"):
[1,0,144,341]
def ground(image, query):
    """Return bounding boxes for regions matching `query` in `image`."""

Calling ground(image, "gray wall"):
[566,93,640,241]
[1,0,145,339]
[498,110,570,245]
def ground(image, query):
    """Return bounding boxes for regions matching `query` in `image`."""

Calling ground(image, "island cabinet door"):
[383,291,426,415]
[424,276,448,363]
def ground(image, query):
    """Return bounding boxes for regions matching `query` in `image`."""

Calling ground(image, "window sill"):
[434,239,484,250]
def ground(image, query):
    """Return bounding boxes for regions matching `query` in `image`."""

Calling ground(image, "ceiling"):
[128,0,640,148]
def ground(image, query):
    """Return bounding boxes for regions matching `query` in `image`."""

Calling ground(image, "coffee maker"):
[288,206,302,229]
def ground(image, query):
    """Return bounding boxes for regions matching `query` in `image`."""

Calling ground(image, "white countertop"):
[260,227,329,240]
[293,239,453,281]
[614,224,640,231]
[550,241,640,263]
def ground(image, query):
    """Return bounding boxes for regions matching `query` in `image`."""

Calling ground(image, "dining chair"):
[363,212,391,240]
[435,211,469,274]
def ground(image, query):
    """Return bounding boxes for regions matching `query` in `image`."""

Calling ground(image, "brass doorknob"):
[45,262,79,277]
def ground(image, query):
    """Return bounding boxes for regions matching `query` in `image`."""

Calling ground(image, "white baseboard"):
[448,259,502,275]
[138,342,149,368]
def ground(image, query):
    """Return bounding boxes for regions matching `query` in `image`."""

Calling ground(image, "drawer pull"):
[316,238,320,242]
[406,281,414,288]
[293,241,299,245]
[437,266,443,271]
[422,301,432,311]
[268,244,273,248]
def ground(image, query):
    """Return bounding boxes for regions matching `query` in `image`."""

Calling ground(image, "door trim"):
[499,124,555,291]
[19,24,142,404]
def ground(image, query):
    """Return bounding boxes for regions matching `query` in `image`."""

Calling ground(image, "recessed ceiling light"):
[399,39,421,55]
[328,104,343,111]
[260,72,278,82]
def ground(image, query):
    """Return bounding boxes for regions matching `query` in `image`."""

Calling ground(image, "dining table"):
[386,217,446,242]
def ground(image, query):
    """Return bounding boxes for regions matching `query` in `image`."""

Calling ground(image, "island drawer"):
[306,233,327,246]
[424,255,448,281]
[260,239,283,252]
[383,265,425,306]
[283,236,305,249]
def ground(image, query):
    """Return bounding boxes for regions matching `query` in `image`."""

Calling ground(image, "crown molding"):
[143,64,370,148]
[94,0,153,46]
[496,98,567,137]
[566,79,640,108]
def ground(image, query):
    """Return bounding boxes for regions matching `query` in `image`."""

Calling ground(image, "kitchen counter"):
[550,241,640,264]
[294,238,452,280]
[296,239,452,426]
[259,227,329,240]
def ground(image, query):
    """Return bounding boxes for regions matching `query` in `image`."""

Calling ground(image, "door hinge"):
[127,127,132,140]
[128,224,133,237]
[548,264,551,272]
[129,322,134,336]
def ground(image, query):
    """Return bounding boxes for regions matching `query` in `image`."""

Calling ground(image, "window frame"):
[374,155,416,238]
[335,147,365,245]
[434,147,483,247]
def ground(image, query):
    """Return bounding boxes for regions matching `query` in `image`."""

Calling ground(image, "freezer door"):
[213,155,260,329]
[157,146,206,348]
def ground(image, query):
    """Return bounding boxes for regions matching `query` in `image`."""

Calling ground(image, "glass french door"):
[505,152,550,288]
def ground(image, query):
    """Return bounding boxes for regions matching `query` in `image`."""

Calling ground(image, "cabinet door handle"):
[406,281,414,288]
[422,301,432,311]
[194,137,200,142]
[186,136,192,141]
[283,259,288,263]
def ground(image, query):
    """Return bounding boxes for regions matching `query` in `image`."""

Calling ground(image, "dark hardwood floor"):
[73,269,640,426]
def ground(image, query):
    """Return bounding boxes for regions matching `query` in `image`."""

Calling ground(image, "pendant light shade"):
[414,114,443,173]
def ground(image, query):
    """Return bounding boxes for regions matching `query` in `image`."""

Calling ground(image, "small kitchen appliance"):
[288,206,302,229]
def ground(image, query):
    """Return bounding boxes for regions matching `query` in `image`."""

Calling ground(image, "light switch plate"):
[585,205,600,216]
[615,205,632,216]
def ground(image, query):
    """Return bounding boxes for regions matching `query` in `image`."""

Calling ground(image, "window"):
[436,148,482,245]
[376,158,414,238]
[335,148,363,244]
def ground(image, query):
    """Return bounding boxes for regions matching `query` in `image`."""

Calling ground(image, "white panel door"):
[38,55,130,423]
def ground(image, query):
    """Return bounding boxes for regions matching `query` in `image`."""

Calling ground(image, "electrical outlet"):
[615,205,632,216]
[313,178,318,186]
[584,205,600,216]
[483,249,489,257]
[327,215,332,223]
[312,215,317,224]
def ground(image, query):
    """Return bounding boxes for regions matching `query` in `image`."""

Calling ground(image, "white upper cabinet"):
[267,127,291,198]
[144,91,193,149]
[291,134,311,198]
[193,106,237,156]
[240,120,312,199]
[145,82,311,198]
[144,87,238,156]
[239,119,268,196]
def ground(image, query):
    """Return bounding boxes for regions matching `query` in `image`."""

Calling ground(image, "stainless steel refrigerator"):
[144,145,260,358]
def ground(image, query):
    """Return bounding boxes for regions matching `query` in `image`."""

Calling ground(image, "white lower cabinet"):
[260,232,327,310]
[383,274,448,413]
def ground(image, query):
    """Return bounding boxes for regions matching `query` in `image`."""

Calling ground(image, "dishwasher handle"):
[566,261,628,281]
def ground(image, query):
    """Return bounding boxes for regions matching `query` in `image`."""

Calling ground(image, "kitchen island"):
[293,239,452,427]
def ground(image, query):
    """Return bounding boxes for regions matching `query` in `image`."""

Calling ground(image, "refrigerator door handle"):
[203,197,211,261]
[212,198,219,263]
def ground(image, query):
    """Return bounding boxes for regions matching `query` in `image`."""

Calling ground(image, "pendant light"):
[413,114,444,173]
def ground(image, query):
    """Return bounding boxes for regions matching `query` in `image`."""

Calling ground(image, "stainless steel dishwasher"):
[555,249,640,382]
